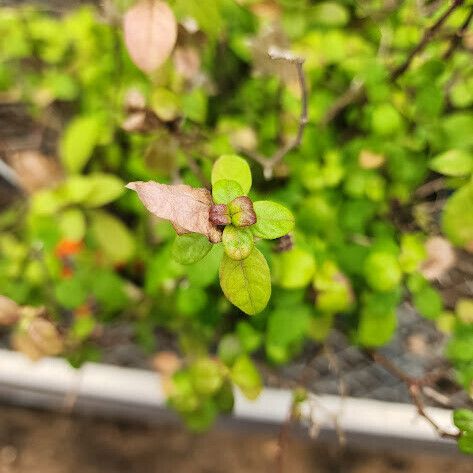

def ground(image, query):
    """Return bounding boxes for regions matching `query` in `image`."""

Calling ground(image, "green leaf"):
[442,184,473,248]
[218,334,243,366]
[60,176,94,204]
[83,173,125,207]
[219,247,271,315]
[252,201,295,239]
[177,286,208,315]
[399,234,426,273]
[91,270,129,312]
[90,210,135,263]
[150,88,180,121]
[190,358,224,396]
[311,2,349,27]
[371,104,402,136]
[230,355,262,400]
[454,409,473,432]
[236,321,262,353]
[58,208,86,241]
[413,285,443,320]
[72,316,96,341]
[358,292,398,347]
[60,115,103,173]
[222,225,254,260]
[215,381,234,413]
[363,251,402,292]
[446,331,473,363]
[458,432,473,454]
[456,299,473,324]
[54,278,87,309]
[430,150,473,177]
[272,248,316,289]
[266,306,310,352]
[187,244,223,288]
[172,233,213,265]
[212,179,243,204]
[212,155,252,195]
[184,399,218,432]
[182,88,207,123]
[175,0,223,39]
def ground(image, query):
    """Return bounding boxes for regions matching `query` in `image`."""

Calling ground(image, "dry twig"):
[443,5,473,60]
[366,350,461,440]
[322,0,465,125]
[242,47,308,180]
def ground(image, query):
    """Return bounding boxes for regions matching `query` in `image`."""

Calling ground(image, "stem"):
[322,0,465,124]
[366,350,461,440]
[390,0,465,81]
[241,49,309,179]
[443,6,473,60]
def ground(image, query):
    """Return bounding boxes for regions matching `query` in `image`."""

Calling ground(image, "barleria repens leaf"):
[230,355,262,400]
[429,149,473,177]
[126,181,222,243]
[60,114,103,174]
[272,247,316,289]
[454,409,473,432]
[211,155,252,195]
[442,183,473,248]
[209,204,231,226]
[219,247,270,315]
[228,196,257,227]
[172,233,213,265]
[90,210,135,264]
[222,226,254,261]
[251,201,295,239]
[212,179,244,205]
[123,0,177,74]
[458,433,473,454]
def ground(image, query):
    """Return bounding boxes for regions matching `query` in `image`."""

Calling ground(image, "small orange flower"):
[55,240,83,258]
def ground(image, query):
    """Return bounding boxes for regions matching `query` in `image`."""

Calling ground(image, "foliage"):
[0,0,472,449]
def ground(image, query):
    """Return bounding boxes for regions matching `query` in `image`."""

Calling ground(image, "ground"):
[0,406,471,473]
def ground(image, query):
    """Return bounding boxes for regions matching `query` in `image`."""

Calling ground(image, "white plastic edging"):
[0,349,458,451]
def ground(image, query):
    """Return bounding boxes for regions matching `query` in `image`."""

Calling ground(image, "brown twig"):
[321,80,364,126]
[390,0,465,81]
[415,177,445,198]
[322,0,465,125]
[443,6,473,60]
[242,48,308,180]
[408,384,459,440]
[366,350,461,440]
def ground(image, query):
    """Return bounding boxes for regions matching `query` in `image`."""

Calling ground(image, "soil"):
[0,406,470,473]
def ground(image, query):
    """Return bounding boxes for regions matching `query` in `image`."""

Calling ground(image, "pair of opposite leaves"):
[127,155,295,315]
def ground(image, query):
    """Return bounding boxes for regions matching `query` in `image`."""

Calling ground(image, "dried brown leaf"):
[123,0,177,74]
[420,236,456,280]
[152,350,182,375]
[359,149,385,169]
[126,181,222,242]
[0,295,20,326]
[7,150,63,193]
[11,317,63,361]
[173,46,201,80]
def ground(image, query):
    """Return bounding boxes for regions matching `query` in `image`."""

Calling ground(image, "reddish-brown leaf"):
[123,0,177,74]
[126,181,222,242]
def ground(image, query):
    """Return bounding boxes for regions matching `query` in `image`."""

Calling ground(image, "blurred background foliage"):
[0,0,472,438]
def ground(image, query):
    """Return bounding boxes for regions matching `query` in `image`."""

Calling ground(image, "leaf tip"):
[125,182,139,191]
